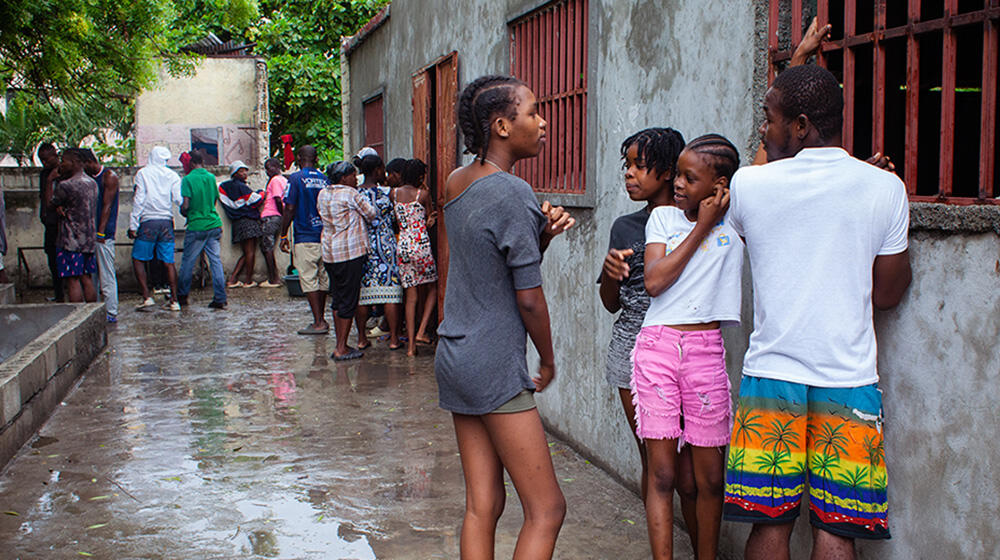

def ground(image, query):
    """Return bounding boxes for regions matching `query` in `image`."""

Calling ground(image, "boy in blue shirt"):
[279,145,331,334]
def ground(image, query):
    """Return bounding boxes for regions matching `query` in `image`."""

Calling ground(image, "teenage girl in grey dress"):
[436,75,575,558]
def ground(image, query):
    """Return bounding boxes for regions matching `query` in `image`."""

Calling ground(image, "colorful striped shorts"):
[723,376,890,540]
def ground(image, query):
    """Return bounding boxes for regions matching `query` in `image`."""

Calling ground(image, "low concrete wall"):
[0,303,106,466]
[2,166,287,293]
[0,284,12,305]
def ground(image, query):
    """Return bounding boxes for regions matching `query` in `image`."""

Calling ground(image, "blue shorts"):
[57,250,97,277]
[132,219,176,263]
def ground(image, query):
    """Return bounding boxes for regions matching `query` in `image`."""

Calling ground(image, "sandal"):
[240,281,258,288]
[388,342,404,351]
[357,340,372,350]
[227,281,245,288]
[332,348,364,361]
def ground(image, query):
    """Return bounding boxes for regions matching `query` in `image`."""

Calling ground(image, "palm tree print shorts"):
[723,376,890,540]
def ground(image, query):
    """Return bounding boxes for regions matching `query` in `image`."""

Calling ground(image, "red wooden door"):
[433,53,459,315]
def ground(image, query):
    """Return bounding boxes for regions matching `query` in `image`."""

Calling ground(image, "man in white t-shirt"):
[722,65,911,559]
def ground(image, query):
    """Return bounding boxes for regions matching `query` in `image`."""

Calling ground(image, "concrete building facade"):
[135,57,269,169]
[341,1,1000,558]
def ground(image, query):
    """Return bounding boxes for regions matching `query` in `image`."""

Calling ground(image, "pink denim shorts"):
[630,325,732,447]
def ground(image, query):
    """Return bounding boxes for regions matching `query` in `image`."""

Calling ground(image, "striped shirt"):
[317,184,377,263]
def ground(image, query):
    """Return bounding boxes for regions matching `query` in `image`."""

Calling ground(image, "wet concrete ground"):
[1,289,693,559]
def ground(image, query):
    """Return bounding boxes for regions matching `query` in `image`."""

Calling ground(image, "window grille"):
[509,0,589,194]
[769,0,999,204]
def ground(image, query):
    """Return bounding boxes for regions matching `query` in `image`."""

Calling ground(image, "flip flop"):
[357,340,372,350]
[332,348,364,361]
[415,337,435,345]
[297,325,329,335]
[388,343,404,351]
[227,281,245,288]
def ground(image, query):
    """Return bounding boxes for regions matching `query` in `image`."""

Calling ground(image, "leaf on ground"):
[562,478,574,482]
[624,519,635,525]
[3,510,20,516]
[126,424,145,431]
[47,454,60,458]
[548,442,555,447]
[78,552,94,557]
[89,495,111,501]
[161,476,182,482]
[86,523,108,530]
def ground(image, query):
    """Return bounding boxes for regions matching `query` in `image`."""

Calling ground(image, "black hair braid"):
[685,134,740,181]
[620,127,686,181]
[772,65,844,141]
[458,74,524,162]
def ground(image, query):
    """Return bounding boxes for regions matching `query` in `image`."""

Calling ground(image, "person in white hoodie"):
[128,146,182,311]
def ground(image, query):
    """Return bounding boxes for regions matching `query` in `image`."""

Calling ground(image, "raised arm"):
[873,250,911,310]
[644,190,729,297]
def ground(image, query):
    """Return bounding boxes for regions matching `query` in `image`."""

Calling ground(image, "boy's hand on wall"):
[533,362,556,392]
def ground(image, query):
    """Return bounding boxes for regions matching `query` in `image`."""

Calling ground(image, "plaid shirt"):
[317,185,377,263]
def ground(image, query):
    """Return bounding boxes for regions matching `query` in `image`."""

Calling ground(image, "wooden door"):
[433,53,458,315]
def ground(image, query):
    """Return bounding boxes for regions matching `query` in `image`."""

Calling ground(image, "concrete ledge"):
[910,202,1000,234]
[0,303,106,466]
[0,284,13,304]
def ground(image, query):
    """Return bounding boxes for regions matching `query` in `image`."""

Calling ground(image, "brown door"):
[412,52,459,316]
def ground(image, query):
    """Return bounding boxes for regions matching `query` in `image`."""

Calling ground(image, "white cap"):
[229,160,249,176]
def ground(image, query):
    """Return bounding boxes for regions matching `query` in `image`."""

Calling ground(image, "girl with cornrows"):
[436,74,574,559]
[633,134,743,560]
[599,127,706,554]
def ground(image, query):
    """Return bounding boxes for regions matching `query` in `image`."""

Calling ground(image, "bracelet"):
[96,232,106,239]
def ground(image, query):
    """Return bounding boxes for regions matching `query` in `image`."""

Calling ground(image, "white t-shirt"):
[642,206,744,328]
[728,147,909,388]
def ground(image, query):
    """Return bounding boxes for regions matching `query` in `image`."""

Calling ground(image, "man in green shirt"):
[177,151,227,308]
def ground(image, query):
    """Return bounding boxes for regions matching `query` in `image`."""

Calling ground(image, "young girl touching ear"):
[635,134,743,560]
[599,127,705,554]
[436,74,573,559]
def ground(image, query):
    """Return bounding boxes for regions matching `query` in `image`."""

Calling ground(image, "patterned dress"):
[358,185,403,305]
[394,200,438,288]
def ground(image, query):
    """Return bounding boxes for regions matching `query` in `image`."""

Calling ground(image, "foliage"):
[0,0,386,164]
[256,0,389,162]
[0,93,49,164]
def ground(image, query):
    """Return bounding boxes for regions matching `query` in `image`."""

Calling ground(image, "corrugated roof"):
[182,32,256,57]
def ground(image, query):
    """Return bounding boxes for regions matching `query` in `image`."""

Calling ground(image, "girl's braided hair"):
[619,127,686,182]
[684,134,740,181]
[458,74,525,162]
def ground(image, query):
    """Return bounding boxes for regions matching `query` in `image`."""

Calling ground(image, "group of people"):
[441,64,910,560]
[280,145,440,359]
[32,141,296,317]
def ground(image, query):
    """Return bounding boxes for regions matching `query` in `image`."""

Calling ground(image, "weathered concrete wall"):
[345,1,1000,558]
[135,58,269,168]
[2,167,289,292]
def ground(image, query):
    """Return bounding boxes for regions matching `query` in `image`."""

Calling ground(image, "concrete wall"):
[344,1,1000,557]
[1,167,289,292]
[135,57,269,169]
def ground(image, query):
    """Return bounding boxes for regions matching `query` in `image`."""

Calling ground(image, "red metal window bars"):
[509,0,589,195]
[770,0,1000,204]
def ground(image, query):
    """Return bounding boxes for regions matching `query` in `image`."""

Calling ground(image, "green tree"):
[808,452,838,512]
[732,405,765,486]
[761,417,800,457]
[809,421,850,461]
[256,0,389,160]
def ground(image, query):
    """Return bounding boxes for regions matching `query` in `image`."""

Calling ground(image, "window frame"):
[508,0,592,206]
[769,0,1000,205]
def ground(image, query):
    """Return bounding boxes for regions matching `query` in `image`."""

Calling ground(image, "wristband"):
[96,232,106,239]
